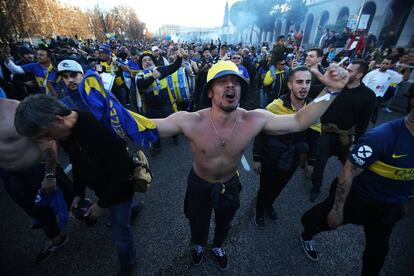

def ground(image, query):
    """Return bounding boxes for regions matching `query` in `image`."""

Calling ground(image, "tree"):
[0,0,147,43]
[284,0,308,33]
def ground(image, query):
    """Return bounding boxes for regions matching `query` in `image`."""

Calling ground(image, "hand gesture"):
[311,63,349,92]
[327,208,344,228]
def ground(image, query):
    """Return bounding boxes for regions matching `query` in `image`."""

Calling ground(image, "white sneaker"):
[383,107,393,113]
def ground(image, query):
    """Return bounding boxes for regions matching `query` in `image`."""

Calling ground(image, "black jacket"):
[253,94,320,166]
[60,111,134,208]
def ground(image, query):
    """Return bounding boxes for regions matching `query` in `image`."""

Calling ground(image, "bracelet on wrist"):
[325,89,341,96]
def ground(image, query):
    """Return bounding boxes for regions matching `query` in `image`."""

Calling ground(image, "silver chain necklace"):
[209,110,239,147]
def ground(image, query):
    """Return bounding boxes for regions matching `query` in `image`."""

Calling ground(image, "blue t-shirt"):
[349,118,414,205]
[21,62,57,95]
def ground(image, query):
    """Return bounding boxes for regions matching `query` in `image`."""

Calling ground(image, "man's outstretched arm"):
[262,64,349,135]
[153,111,196,138]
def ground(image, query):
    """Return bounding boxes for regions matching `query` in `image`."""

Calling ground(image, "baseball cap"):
[57,59,84,74]
[151,46,160,52]
[19,46,33,56]
[99,43,112,55]
[206,61,248,92]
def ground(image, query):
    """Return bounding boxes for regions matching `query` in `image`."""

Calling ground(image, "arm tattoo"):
[43,147,56,175]
[332,183,347,211]
[332,164,361,211]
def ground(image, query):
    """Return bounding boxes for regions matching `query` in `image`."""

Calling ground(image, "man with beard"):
[305,48,326,99]
[151,46,169,66]
[252,66,320,228]
[1,44,59,97]
[362,57,403,125]
[12,46,38,99]
[300,87,414,276]
[152,60,349,270]
[309,60,376,202]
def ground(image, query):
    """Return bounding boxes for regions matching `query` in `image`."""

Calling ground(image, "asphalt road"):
[1,109,413,276]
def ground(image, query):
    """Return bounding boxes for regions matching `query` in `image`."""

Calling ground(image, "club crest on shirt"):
[357,145,373,159]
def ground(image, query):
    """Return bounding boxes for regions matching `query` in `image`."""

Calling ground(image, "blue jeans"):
[110,199,136,268]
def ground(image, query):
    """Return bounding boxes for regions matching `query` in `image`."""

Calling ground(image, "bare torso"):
[0,99,42,172]
[180,108,265,183]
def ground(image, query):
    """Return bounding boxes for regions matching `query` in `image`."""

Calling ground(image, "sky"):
[60,0,237,32]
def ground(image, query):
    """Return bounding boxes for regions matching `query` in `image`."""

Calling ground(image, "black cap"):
[38,43,51,52]
[19,46,33,56]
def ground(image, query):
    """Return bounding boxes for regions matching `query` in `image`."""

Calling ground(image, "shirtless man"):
[153,60,349,270]
[0,98,73,263]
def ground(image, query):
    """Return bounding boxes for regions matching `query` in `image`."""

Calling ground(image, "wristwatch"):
[45,172,56,180]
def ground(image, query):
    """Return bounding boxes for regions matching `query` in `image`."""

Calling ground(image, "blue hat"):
[99,44,112,56]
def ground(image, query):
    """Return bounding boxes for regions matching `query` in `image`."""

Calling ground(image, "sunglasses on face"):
[232,57,241,60]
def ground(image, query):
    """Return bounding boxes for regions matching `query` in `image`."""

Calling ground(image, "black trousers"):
[256,160,297,216]
[311,132,349,189]
[301,179,405,276]
[371,97,383,126]
[1,164,74,239]
[184,169,241,247]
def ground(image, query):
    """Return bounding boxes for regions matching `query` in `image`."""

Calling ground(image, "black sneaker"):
[266,208,278,221]
[300,235,319,261]
[309,187,320,202]
[191,245,204,266]
[254,211,265,229]
[212,247,228,271]
[36,234,69,263]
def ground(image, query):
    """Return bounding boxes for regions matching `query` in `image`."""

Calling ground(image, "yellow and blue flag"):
[79,70,158,148]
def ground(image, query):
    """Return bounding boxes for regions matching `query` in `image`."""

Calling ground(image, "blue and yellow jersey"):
[136,69,178,113]
[99,60,124,87]
[266,95,321,133]
[349,118,414,205]
[21,62,57,96]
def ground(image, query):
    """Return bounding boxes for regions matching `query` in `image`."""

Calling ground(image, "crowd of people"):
[0,29,413,275]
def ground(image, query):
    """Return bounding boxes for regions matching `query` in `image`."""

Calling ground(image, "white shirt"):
[362,69,403,97]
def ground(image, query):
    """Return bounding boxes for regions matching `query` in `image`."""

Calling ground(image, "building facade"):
[228,0,414,47]
[301,0,414,48]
